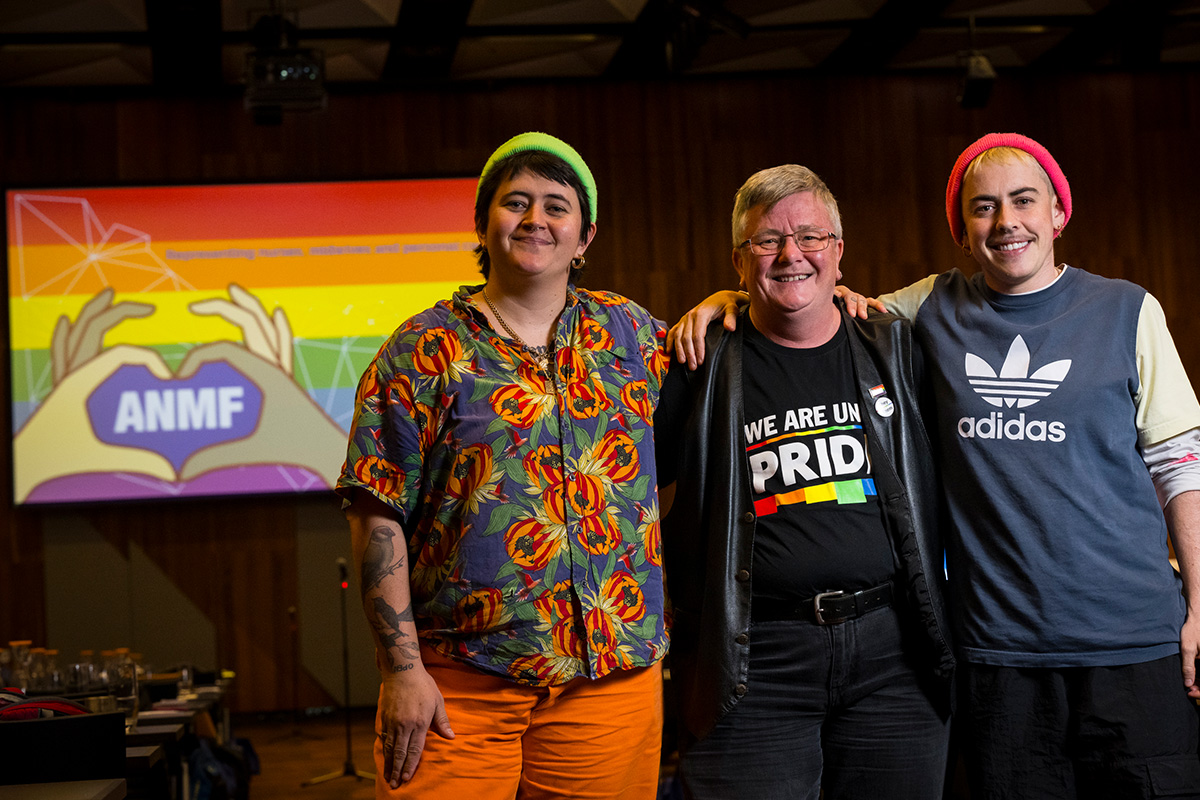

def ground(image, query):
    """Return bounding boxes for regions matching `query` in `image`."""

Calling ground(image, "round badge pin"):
[874,397,895,418]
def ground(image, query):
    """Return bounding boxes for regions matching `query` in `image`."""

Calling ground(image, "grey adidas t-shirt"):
[882,266,1198,667]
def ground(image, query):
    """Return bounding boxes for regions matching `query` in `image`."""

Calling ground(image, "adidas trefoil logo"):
[964,335,1071,409]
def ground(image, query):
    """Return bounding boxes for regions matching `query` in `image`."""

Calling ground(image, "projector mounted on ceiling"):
[244,8,326,124]
[956,15,995,110]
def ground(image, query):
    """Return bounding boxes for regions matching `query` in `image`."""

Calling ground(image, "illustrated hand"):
[170,340,346,485]
[833,285,887,319]
[189,283,294,375]
[14,346,183,501]
[665,290,746,370]
[50,287,154,385]
[378,666,454,788]
[15,286,345,501]
[179,284,344,483]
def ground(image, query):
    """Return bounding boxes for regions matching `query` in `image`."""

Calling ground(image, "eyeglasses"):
[738,229,839,256]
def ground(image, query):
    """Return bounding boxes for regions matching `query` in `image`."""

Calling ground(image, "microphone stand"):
[302,558,375,786]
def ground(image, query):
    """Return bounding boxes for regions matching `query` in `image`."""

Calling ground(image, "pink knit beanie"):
[945,132,1072,246]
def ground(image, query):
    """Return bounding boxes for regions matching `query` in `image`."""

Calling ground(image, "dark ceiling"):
[0,0,1198,93]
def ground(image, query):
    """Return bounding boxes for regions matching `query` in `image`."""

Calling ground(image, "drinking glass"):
[177,664,193,697]
[112,657,139,730]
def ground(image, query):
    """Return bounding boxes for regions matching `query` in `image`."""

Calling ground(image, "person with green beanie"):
[338,132,669,798]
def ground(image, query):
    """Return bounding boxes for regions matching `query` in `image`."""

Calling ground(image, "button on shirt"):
[337,284,669,686]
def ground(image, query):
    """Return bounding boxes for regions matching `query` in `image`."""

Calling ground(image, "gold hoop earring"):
[571,256,586,269]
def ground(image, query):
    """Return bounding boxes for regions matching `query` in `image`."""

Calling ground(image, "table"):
[125,723,183,748]
[125,723,187,800]
[136,709,198,728]
[125,745,169,800]
[124,745,164,772]
[0,779,126,800]
[148,682,231,743]
[0,711,125,784]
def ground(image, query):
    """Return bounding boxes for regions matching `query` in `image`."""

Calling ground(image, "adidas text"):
[956,412,1066,442]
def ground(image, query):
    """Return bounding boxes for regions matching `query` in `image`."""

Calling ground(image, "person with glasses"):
[654,164,954,800]
[337,132,669,799]
[669,134,1200,799]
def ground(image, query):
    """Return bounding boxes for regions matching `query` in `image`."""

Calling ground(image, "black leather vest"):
[662,304,955,742]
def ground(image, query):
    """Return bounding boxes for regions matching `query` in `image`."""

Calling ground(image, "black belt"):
[751,582,893,625]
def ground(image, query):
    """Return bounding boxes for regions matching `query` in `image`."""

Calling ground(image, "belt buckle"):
[813,590,846,625]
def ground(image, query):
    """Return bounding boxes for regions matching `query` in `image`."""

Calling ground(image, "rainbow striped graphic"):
[745,424,874,517]
[753,478,878,517]
[7,179,482,504]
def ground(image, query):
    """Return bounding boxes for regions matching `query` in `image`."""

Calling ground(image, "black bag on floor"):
[189,739,237,800]
[213,738,255,800]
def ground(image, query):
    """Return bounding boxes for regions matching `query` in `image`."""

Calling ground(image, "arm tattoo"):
[369,597,414,643]
[360,525,407,595]
[389,642,422,672]
[360,523,420,670]
[369,597,421,670]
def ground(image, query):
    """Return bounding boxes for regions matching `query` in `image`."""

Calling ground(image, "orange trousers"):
[373,648,664,800]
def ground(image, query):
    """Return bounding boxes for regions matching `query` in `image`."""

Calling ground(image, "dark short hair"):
[474,149,593,282]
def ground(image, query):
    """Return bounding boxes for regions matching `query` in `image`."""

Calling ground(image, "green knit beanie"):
[477,132,597,224]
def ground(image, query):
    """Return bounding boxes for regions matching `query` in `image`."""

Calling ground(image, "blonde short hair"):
[963,146,1057,203]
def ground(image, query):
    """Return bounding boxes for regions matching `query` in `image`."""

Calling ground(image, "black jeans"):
[961,656,1200,799]
[679,604,949,800]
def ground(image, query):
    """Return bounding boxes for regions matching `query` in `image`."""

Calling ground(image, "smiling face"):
[961,151,1066,294]
[733,190,843,335]
[479,169,595,284]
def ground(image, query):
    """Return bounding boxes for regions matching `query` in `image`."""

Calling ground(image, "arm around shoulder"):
[665,290,746,370]
[874,273,941,322]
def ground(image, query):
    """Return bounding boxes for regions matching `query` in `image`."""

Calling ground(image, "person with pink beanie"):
[669,133,1200,798]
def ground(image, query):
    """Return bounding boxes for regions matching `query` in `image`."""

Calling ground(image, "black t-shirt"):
[656,318,896,603]
[741,319,895,601]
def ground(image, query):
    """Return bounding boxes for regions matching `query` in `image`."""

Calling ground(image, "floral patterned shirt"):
[337,284,668,686]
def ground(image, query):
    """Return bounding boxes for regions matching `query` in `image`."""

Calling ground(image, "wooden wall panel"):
[0,252,46,646]
[69,498,338,712]
[1,69,1197,710]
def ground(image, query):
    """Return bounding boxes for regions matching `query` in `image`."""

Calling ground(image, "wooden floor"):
[228,708,962,799]
[233,706,683,800]
[234,708,378,800]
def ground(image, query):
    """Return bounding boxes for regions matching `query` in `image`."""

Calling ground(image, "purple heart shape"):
[87,362,264,473]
